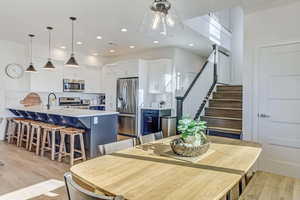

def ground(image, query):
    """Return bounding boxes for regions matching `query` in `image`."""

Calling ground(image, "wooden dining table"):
[70,136,262,200]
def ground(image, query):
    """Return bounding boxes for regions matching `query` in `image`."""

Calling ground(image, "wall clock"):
[5,63,24,79]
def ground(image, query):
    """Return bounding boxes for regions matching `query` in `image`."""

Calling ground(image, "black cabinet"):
[141,109,171,135]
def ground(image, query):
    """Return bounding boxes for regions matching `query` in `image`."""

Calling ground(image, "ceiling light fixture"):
[189,43,195,47]
[92,53,99,56]
[60,46,66,49]
[96,36,102,40]
[153,40,159,44]
[129,45,136,49]
[76,41,83,45]
[121,28,128,32]
[109,49,116,53]
[140,0,183,37]
[65,17,79,68]
[43,26,55,69]
[25,34,37,72]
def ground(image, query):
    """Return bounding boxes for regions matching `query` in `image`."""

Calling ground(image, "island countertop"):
[7,106,119,118]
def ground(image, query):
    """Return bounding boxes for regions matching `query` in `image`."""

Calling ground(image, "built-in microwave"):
[63,79,85,92]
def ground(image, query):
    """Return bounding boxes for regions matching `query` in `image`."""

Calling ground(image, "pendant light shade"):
[26,34,37,72]
[65,17,79,67]
[44,26,55,69]
[140,0,183,37]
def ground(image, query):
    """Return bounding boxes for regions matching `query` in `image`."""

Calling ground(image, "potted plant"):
[170,118,210,157]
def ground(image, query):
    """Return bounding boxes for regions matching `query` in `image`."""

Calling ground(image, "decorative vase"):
[170,137,210,157]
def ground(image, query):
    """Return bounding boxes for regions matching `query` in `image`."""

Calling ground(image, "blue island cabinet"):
[8,107,118,158]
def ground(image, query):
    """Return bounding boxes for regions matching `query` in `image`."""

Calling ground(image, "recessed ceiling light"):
[92,53,99,56]
[189,43,195,47]
[76,41,83,45]
[121,28,128,32]
[129,45,135,49]
[96,36,102,40]
[153,41,159,44]
[60,46,66,49]
[109,49,116,53]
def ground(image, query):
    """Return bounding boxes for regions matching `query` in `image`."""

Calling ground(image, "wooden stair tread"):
[207,127,242,134]
[202,116,242,121]
[210,99,242,102]
[208,107,243,111]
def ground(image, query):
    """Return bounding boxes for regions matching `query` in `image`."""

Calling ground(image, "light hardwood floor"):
[0,141,69,200]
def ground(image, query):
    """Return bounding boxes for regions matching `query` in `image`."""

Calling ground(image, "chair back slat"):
[140,132,163,144]
[98,138,136,156]
[64,172,124,200]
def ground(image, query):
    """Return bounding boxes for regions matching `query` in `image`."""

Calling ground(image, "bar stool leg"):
[58,133,65,162]
[35,128,41,155]
[16,123,22,147]
[41,129,48,157]
[29,127,35,152]
[7,121,13,143]
[25,125,31,150]
[19,123,25,147]
[70,134,75,166]
[79,134,86,161]
[51,130,56,161]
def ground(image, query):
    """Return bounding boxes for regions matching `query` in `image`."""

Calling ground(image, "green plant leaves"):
[178,117,207,143]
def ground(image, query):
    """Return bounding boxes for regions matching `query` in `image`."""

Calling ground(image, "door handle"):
[259,113,271,118]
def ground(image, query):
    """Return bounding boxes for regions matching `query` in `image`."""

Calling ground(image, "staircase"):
[200,85,243,139]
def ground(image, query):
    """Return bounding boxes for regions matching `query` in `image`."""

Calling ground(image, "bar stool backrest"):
[64,172,124,200]
[98,139,136,156]
[139,131,163,144]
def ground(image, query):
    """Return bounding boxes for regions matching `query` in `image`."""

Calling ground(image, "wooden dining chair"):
[98,138,136,156]
[139,131,163,144]
[64,172,124,200]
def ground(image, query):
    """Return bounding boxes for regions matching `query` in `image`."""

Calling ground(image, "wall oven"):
[63,79,85,92]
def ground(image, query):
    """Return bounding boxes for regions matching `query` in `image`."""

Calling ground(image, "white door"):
[258,43,300,178]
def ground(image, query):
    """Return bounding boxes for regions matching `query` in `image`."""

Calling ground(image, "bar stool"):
[58,127,86,166]
[29,121,42,155]
[10,118,23,146]
[40,123,65,160]
[19,119,32,149]
[5,117,15,143]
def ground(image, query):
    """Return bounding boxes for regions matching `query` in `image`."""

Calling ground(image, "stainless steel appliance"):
[58,97,89,109]
[117,77,139,136]
[63,79,85,92]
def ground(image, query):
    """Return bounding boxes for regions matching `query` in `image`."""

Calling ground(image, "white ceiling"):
[0,0,298,57]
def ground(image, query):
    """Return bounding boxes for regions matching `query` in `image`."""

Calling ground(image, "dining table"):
[70,136,262,200]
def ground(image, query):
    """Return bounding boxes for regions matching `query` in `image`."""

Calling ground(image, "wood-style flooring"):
[0,141,69,200]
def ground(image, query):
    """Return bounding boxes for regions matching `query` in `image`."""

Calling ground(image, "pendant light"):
[140,0,183,37]
[44,26,55,69]
[65,17,79,67]
[25,34,37,72]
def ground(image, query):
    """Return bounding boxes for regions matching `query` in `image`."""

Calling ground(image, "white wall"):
[244,1,300,140]
[230,6,244,85]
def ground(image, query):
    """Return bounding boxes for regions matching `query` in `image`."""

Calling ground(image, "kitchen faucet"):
[47,91,57,110]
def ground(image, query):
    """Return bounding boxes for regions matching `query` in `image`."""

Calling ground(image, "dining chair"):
[64,172,124,200]
[98,138,136,156]
[139,131,163,144]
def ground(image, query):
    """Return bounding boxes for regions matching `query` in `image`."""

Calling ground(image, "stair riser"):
[205,108,242,118]
[209,100,242,108]
[201,117,242,129]
[213,93,242,100]
[217,86,242,92]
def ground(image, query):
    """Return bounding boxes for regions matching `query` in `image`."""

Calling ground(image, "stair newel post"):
[213,44,218,83]
[176,96,184,133]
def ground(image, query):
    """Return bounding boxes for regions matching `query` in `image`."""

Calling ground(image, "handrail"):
[176,44,218,125]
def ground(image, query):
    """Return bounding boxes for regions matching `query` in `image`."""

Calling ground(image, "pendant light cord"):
[48,29,51,59]
[71,19,74,55]
[30,35,33,64]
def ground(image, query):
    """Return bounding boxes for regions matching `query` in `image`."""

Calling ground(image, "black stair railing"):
[176,44,218,126]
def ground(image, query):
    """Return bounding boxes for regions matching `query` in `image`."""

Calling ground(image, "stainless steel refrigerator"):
[116,77,139,136]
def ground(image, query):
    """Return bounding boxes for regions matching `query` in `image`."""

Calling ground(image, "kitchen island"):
[7,106,119,158]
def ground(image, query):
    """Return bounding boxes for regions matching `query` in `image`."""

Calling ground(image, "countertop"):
[7,106,118,118]
[141,107,172,110]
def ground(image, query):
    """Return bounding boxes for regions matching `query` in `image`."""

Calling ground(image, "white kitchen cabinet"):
[146,59,173,94]
[82,65,102,93]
